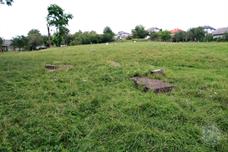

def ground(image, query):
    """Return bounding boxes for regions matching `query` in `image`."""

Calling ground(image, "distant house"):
[115,31,131,40]
[202,26,216,34]
[1,40,13,51]
[170,28,184,35]
[212,27,228,38]
[147,27,161,33]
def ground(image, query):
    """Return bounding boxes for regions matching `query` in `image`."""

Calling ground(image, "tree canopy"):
[47,4,73,47]
[27,29,43,50]
[11,36,28,51]
[0,0,13,5]
[132,25,148,39]
[187,27,205,41]
[102,26,115,42]
[0,37,3,46]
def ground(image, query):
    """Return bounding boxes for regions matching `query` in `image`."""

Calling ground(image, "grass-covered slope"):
[0,42,227,151]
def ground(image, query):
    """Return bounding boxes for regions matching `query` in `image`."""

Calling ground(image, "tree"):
[204,34,213,42]
[0,37,3,51]
[11,36,28,51]
[42,35,52,47]
[47,4,73,47]
[149,32,159,41]
[187,27,205,42]
[102,26,115,42]
[159,31,171,41]
[71,31,103,45]
[172,31,187,42]
[132,25,148,38]
[27,29,43,50]
[0,0,13,5]
[223,32,228,41]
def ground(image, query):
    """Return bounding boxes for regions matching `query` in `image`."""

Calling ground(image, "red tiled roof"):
[170,28,183,34]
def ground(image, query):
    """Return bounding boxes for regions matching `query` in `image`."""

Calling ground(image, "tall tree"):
[0,37,3,52]
[187,27,205,42]
[159,31,171,41]
[172,31,187,42]
[223,32,228,41]
[132,25,148,39]
[102,26,115,42]
[47,4,73,47]
[0,0,13,5]
[27,29,43,50]
[11,36,28,51]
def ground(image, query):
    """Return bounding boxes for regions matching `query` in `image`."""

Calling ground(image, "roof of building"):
[212,27,228,35]
[117,31,131,35]
[147,27,161,32]
[202,26,216,30]
[170,28,183,34]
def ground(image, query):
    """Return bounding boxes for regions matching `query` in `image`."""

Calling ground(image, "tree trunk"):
[47,24,51,47]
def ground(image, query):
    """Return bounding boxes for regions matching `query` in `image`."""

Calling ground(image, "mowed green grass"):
[0,42,227,151]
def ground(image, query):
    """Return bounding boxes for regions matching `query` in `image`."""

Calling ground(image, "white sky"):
[0,0,227,39]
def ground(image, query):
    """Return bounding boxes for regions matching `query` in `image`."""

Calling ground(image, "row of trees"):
[131,25,228,42]
[2,3,228,52]
[4,25,228,51]
[3,26,115,51]
[10,29,45,50]
[70,27,115,45]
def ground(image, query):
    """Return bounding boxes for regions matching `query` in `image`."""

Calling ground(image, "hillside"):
[0,42,227,151]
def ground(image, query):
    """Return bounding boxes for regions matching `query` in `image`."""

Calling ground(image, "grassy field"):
[0,42,227,151]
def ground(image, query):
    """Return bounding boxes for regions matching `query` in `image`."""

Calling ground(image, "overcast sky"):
[0,0,227,39]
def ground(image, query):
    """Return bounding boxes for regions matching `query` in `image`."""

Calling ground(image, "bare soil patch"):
[131,76,174,93]
[45,64,73,72]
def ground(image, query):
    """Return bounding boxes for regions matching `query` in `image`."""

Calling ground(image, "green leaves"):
[132,25,148,39]
[27,29,43,50]
[0,0,13,5]
[47,4,73,47]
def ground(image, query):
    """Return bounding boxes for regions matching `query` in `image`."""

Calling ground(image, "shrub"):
[132,25,148,39]
[149,32,159,41]
[159,31,171,41]
[172,31,187,42]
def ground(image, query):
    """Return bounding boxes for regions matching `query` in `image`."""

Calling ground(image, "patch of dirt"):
[45,64,73,72]
[131,76,174,93]
[107,60,121,68]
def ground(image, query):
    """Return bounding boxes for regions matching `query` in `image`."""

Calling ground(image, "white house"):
[202,26,216,34]
[115,31,131,40]
[212,27,228,38]
[147,27,161,33]
[1,40,13,51]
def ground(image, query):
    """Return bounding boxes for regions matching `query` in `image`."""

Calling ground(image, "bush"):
[149,32,159,41]
[132,25,148,39]
[204,34,214,42]
[186,27,205,42]
[71,27,115,45]
[223,32,228,41]
[102,27,115,42]
[159,31,171,41]
[71,31,102,45]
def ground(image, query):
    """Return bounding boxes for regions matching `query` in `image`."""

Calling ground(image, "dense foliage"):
[70,27,115,45]
[0,37,3,50]
[11,36,28,51]
[132,25,148,38]
[102,26,115,42]
[47,4,73,47]
[0,0,13,5]
[27,29,43,50]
